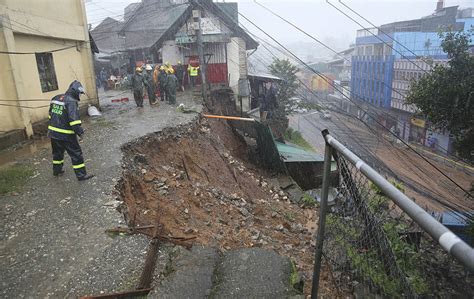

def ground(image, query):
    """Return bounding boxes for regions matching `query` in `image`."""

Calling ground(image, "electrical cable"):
[326,0,428,73]
[0,45,78,55]
[338,0,436,63]
[223,3,472,198]
[253,0,433,133]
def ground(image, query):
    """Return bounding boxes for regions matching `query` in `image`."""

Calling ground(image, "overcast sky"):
[86,0,473,52]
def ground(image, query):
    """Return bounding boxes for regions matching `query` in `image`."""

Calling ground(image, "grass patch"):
[301,193,317,208]
[283,211,296,222]
[289,259,304,293]
[283,128,314,151]
[0,165,34,195]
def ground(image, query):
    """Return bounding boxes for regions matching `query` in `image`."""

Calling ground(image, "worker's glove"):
[78,135,83,142]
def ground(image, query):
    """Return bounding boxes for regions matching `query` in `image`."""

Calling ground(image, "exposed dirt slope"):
[118,117,335,296]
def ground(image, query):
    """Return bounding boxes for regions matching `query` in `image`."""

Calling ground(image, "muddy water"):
[0,138,50,169]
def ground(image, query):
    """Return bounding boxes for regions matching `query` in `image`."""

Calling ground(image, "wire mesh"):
[323,156,418,297]
[316,139,474,298]
[320,151,474,298]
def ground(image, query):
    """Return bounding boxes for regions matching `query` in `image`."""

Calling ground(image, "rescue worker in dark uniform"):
[48,80,94,181]
[131,67,145,107]
[158,66,168,102]
[144,64,157,105]
[166,69,178,105]
[264,81,278,119]
[176,61,184,91]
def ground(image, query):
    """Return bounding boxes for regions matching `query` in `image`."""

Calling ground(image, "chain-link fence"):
[312,131,474,298]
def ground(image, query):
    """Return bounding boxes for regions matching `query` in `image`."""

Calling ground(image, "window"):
[35,52,58,93]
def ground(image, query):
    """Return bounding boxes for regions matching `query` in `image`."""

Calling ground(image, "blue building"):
[351,55,394,108]
[351,5,472,109]
[350,3,473,151]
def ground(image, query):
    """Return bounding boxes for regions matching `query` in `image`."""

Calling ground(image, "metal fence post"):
[311,129,333,299]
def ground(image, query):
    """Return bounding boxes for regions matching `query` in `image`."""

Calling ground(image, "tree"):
[268,58,300,117]
[406,30,474,161]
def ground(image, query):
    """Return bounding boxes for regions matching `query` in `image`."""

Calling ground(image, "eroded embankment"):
[116,116,335,296]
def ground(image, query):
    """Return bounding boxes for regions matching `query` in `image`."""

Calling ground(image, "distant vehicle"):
[320,111,331,119]
[295,107,308,113]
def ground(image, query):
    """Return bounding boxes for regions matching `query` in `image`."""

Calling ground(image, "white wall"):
[227,37,241,93]
[226,37,250,111]
[162,40,183,65]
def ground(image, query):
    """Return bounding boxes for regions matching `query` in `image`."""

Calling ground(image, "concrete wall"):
[226,37,250,111]
[227,37,241,92]
[162,40,183,65]
[0,20,23,134]
[0,0,97,142]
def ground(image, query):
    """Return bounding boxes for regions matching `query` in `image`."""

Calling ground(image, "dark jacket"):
[158,70,168,88]
[48,85,84,141]
[264,85,278,109]
[167,74,178,91]
[143,72,154,88]
[131,73,145,91]
[176,65,184,80]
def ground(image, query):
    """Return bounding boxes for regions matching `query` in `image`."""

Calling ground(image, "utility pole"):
[193,8,208,103]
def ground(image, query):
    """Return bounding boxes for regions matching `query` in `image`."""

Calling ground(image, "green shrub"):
[283,128,314,151]
[301,193,317,208]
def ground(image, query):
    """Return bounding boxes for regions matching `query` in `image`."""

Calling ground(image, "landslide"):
[117,116,334,296]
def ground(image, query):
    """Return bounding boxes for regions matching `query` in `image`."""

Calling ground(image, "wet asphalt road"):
[0,89,201,298]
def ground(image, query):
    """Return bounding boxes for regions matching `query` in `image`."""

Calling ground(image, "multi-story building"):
[350,1,473,153]
[0,0,98,149]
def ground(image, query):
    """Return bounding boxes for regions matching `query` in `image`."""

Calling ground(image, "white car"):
[295,108,308,113]
[320,111,331,119]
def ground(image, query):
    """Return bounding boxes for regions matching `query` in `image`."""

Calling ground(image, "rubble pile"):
[117,117,334,295]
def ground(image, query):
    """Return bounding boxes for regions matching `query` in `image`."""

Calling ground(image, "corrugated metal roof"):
[276,142,324,162]
[248,72,283,81]
[91,1,257,54]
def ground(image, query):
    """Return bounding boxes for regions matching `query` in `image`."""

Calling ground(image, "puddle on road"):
[0,138,50,169]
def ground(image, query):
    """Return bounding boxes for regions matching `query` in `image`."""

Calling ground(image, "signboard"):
[176,35,195,44]
[176,34,230,45]
[411,118,426,128]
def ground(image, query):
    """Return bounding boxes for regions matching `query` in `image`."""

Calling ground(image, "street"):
[290,110,473,213]
[0,90,201,297]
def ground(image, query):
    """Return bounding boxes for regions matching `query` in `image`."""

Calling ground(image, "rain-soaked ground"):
[0,89,201,297]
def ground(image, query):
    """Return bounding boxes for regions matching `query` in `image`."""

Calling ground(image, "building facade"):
[0,0,98,149]
[350,3,473,153]
[91,0,257,110]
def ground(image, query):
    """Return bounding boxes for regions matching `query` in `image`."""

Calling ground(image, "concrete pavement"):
[0,89,201,298]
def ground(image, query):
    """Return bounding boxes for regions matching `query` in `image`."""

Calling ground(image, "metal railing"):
[312,129,474,298]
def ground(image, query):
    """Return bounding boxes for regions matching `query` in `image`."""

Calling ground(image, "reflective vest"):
[188,65,199,77]
[48,94,84,141]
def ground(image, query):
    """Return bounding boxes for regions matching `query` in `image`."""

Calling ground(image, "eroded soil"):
[118,117,335,296]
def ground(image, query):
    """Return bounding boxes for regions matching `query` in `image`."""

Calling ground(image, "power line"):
[86,1,189,27]
[0,103,50,109]
[0,45,78,55]
[338,0,435,64]
[229,5,472,198]
[252,0,467,166]
[326,0,428,73]
[253,0,417,109]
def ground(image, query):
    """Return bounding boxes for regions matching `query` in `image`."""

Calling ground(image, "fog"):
[86,0,473,62]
